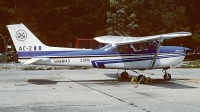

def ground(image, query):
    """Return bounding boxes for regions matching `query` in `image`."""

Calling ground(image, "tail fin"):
[7,24,49,53]
[7,23,83,59]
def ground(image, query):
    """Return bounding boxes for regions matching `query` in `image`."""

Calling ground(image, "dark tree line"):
[0,0,199,53]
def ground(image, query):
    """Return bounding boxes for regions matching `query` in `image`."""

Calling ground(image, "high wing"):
[94,32,192,45]
[95,31,191,70]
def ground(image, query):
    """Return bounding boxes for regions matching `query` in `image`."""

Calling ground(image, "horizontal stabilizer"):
[23,57,50,65]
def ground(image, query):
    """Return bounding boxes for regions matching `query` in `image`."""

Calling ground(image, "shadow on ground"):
[27,79,57,85]
[27,77,197,89]
[103,73,197,89]
[144,79,197,89]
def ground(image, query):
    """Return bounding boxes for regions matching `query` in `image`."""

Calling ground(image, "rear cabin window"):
[130,43,148,52]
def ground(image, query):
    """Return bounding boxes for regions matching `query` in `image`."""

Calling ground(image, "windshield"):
[112,45,128,53]
[100,44,112,51]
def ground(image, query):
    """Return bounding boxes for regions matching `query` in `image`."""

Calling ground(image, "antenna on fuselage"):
[121,30,129,37]
[115,31,123,36]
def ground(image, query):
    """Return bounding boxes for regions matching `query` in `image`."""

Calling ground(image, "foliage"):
[192,24,200,46]
[0,0,199,51]
[106,0,138,35]
[180,60,200,68]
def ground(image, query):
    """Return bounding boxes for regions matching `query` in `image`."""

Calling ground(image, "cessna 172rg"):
[7,24,191,83]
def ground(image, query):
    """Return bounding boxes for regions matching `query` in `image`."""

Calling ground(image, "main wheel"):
[121,72,129,79]
[137,75,146,83]
[163,73,171,81]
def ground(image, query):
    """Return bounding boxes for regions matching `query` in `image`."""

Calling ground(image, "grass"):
[180,60,200,68]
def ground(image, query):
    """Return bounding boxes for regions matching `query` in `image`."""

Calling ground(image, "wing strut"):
[150,39,163,69]
[135,39,163,88]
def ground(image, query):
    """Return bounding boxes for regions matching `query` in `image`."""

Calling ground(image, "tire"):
[164,73,171,81]
[121,72,129,79]
[137,75,146,83]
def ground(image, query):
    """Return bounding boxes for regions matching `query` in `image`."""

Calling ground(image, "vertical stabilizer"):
[7,23,85,60]
[7,24,47,52]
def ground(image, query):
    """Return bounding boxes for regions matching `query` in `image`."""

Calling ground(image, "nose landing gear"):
[162,68,171,81]
[164,73,171,80]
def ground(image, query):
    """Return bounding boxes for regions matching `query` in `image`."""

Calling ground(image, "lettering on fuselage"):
[80,59,90,62]
[19,46,32,51]
[54,59,70,63]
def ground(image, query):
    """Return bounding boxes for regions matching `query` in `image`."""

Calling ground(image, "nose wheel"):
[163,68,171,81]
[164,73,171,80]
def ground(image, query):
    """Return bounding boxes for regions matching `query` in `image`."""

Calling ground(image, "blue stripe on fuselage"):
[18,50,85,57]
[18,45,185,60]
[91,53,185,67]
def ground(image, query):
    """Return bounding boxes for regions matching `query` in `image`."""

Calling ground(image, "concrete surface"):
[0,68,200,112]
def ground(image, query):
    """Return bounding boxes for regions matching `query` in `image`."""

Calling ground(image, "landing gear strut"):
[162,68,171,81]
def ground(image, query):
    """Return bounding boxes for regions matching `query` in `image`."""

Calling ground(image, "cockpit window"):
[101,44,112,51]
[112,46,118,52]
[132,43,141,51]
[149,41,158,50]
[113,45,128,53]
[142,43,148,50]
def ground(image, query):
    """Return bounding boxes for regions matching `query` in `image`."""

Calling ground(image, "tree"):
[0,0,198,50]
[192,24,200,54]
[106,0,138,36]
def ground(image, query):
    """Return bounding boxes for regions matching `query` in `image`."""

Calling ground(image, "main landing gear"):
[132,71,146,83]
[120,70,146,83]
[120,70,129,79]
[119,68,172,82]
[137,75,146,83]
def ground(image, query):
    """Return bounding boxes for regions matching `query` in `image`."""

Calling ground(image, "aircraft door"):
[148,41,160,68]
[112,44,131,68]
[129,42,151,69]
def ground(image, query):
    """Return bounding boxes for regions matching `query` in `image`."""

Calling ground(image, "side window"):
[132,43,141,51]
[131,43,148,52]
[149,41,158,50]
[141,43,148,50]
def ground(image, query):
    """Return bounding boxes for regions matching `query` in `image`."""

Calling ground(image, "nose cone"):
[184,47,191,51]
[183,47,193,55]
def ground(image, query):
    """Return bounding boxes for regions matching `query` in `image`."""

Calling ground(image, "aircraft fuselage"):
[18,42,186,70]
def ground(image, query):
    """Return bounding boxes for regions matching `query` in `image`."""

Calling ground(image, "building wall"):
[76,38,105,49]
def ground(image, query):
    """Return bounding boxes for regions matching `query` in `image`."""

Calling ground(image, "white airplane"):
[7,23,191,83]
